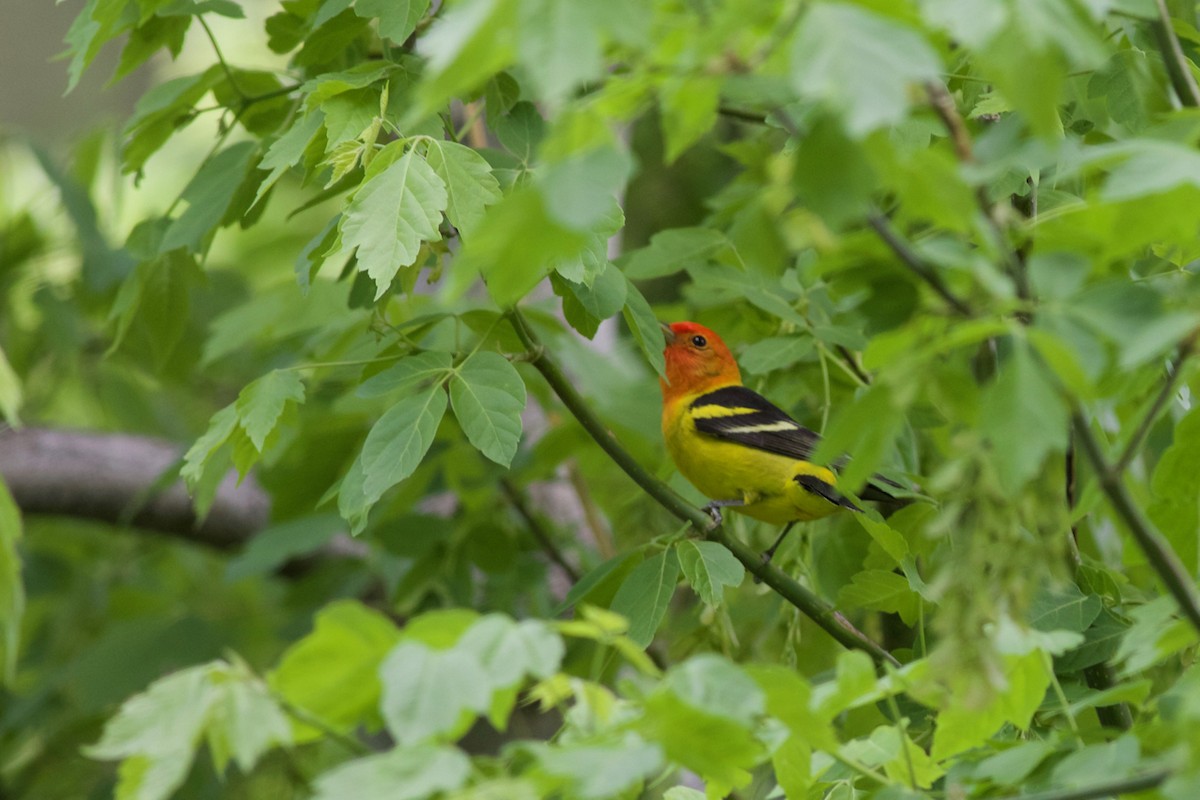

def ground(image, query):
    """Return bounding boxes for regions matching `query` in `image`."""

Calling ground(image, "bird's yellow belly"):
[664,413,842,525]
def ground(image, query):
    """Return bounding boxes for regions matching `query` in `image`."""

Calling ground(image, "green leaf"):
[0,478,23,686]
[269,601,401,736]
[972,740,1057,785]
[360,384,449,501]
[812,383,904,491]
[122,68,222,174]
[528,734,664,799]
[235,370,305,452]
[205,669,292,774]
[358,351,454,397]
[454,187,589,308]
[980,343,1069,493]
[1028,583,1103,634]
[311,746,471,800]
[637,656,765,796]
[557,263,628,339]
[423,140,502,237]
[449,351,527,466]
[853,513,910,564]
[224,515,343,582]
[493,100,545,163]
[610,549,680,647]
[539,146,633,230]
[411,0,517,122]
[1102,141,1200,201]
[622,277,667,379]
[623,227,727,279]
[676,540,744,607]
[516,0,602,105]
[1149,406,1200,576]
[254,111,325,206]
[552,551,641,615]
[738,335,813,375]
[1051,736,1140,788]
[161,142,259,254]
[181,404,238,492]
[378,641,492,744]
[660,75,720,163]
[838,569,920,625]
[356,0,431,43]
[456,615,564,691]
[791,4,941,137]
[341,149,448,299]
[86,663,218,798]
[931,651,1050,761]
[0,346,21,426]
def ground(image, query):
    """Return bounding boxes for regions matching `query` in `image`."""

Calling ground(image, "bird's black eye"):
[691,335,707,348]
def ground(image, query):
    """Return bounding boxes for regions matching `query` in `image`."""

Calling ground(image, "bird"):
[659,320,900,563]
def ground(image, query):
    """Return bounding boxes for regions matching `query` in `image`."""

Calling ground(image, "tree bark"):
[0,427,269,548]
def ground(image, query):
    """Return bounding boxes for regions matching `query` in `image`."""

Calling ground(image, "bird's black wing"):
[689,385,902,503]
[689,385,821,462]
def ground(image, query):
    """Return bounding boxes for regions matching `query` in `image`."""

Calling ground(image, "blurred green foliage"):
[1,0,1200,797]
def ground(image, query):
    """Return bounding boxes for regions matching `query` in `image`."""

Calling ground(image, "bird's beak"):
[659,322,676,344]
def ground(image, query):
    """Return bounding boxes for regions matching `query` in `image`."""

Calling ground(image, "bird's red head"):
[660,321,742,403]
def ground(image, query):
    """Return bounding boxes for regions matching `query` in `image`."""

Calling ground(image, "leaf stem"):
[198,15,246,101]
[1071,412,1200,636]
[273,694,373,756]
[989,769,1170,800]
[509,309,899,668]
[866,210,973,317]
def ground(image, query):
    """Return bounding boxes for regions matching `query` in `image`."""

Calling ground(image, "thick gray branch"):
[0,427,268,548]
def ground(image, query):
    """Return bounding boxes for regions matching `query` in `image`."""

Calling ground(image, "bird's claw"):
[701,503,724,527]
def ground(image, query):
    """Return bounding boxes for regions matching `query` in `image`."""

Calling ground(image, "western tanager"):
[660,321,898,561]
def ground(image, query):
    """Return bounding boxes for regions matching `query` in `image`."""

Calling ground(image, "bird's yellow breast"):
[662,396,844,525]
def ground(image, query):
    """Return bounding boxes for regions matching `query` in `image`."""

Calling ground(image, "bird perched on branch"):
[659,321,901,562]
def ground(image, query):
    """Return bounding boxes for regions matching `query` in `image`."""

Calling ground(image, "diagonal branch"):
[1113,336,1196,475]
[509,309,899,668]
[1152,0,1200,107]
[500,478,582,582]
[867,210,973,317]
[990,769,1169,800]
[1072,412,1200,635]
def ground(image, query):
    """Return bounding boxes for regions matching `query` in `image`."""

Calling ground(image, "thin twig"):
[867,210,973,317]
[509,309,899,668]
[835,345,872,386]
[198,16,246,101]
[1072,412,1200,636]
[1113,337,1196,474]
[718,106,769,124]
[1153,0,1200,107]
[925,81,973,162]
[500,478,581,582]
[566,461,616,559]
[989,769,1170,800]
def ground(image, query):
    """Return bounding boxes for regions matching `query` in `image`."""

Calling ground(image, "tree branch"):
[1152,0,1200,108]
[0,427,268,548]
[509,310,899,668]
[1071,412,1200,635]
[1113,336,1195,475]
[500,478,581,582]
[866,210,973,317]
[990,769,1170,800]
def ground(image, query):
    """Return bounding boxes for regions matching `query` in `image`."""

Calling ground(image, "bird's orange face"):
[660,321,741,403]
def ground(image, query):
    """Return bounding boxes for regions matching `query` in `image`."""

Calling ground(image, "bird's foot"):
[701,502,724,527]
[701,498,743,529]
